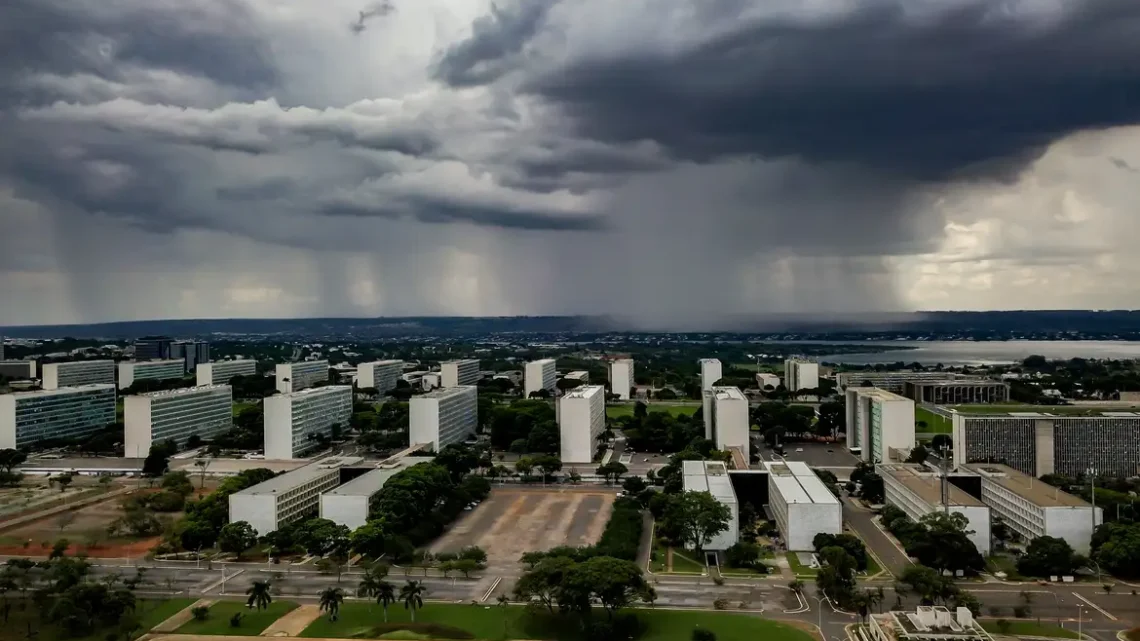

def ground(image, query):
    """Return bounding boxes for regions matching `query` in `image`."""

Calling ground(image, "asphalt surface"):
[840,496,915,577]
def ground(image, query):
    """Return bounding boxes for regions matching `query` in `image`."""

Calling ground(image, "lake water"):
[813,340,1140,366]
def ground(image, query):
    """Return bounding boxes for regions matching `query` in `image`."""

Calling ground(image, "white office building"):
[319,456,434,529]
[961,463,1102,554]
[524,358,557,398]
[264,385,352,459]
[0,361,36,380]
[784,359,820,392]
[608,358,634,400]
[681,460,739,551]
[563,371,590,383]
[846,387,915,463]
[118,360,186,389]
[41,360,115,390]
[228,457,360,535]
[704,386,750,466]
[356,360,404,394]
[764,460,842,551]
[756,372,781,390]
[410,386,478,451]
[0,385,116,449]
[196,359,257,386]
[123,385,234,458]
[558,385,606,463]
[440,359,480,387]
[275,360,330,394]
[880,464,991,555]
[699,358,723,391]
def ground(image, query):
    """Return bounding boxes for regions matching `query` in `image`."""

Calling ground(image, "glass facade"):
[6,386,116,448]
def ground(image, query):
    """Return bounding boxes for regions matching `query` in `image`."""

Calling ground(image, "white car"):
[795,448,804,452]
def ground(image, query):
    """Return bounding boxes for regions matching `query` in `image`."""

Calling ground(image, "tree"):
[376,581,397,622]
[218,521,258,560]
[664,491,731,552]
[564,556,648,619]
[622,476,648,496]
[161,471,194,496]
[435,444,478,482]
[319,587,344,621]
[142,440,178,478]
[816,547,857,606]
[1019,536,1079,577]
[514,457,534,482]
[725,541,763,570]
[596,462,628,485]
[400,580,427,622]
[514,555,576,614]
[906,444,929,464]
[246,580,272,611]
[496,594,511,637]
[0,450,27,474]
[55,474,73,493]
[526,422,560,454]
[532,455,562,485]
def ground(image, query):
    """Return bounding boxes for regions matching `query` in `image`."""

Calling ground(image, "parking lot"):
[430,487,616,572]
[756,441,859,473]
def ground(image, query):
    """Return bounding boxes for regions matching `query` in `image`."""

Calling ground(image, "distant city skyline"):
[3,0,1140,326]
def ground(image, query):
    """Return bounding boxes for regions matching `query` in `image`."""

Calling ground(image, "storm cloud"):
[2,0,1140,327]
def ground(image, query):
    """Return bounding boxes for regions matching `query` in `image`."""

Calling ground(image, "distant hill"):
[4,310,1140,340]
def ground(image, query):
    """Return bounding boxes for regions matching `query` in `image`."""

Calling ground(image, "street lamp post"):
[1076,603,1087,640]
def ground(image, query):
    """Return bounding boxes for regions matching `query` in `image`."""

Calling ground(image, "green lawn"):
[175,600,298,635]
[650,543,705,574]
[137,599,200,632]
[0,598,195,641]
[606,403,700,419]
[300,602,815,641]
[915,406,952,434]
[981,620,1082,638]
[986,555,1026,581]
[233,401,257,416]
[862,552,885,578]
[785,552,818,577]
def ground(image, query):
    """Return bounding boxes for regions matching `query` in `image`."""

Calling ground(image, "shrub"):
[693,629,717,641]
[191,606,210,621]
[358,623,474,639]
[229,613,243,628]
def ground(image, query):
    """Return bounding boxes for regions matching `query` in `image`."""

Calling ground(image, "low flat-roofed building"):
[196,359,258,386]
[868,607,991,641]
[960,463,1101,554]
[836,371,981,394]
[764,460,841,551]
[0,384,116,449]
[880,464,991,554]
[228,456,361,535]
[319,456,434,529]
[118,360,186,389]
[903,380,1010,405]
[756,372,781,390]
[42,360,115,390]
[682,460,739,550]
[563,371,590,383]
[19,456,145,476]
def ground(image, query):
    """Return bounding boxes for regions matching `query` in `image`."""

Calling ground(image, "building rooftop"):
[233,456,363,495]
[880,464,985,507]
[874,607,990,641]
[529,358,556,365]
[564,371,589,379]
[418,385,478,400]
[699,358,721,364]
[324,456,434,497]
[848,387,912,402]
[134,384,230,399]
[961,463,1091,508]
[360,359,403,366]
[7,384,115,399]
[712,386,747,401]
[683,460,737,503]
[127,359,185,367]
[764,461,839,504]
[906,379,1007,387]
[278,384,352,399]
[442,359,479,365]
[562,385,604,399]
[44,360,114,367]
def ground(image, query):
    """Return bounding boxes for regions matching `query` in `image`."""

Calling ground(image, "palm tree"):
[246,580,273,612]
[357,565,389,609]
[400,580,427,622]
[319,587,345,622]
[496,594,510,636]
[376,581,397,623]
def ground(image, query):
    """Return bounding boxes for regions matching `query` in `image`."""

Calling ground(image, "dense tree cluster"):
[849,462,885,504]
[173,468,277,551]
[0,556,142,639]
[619,405,704,453]
[514,554,654,639]
[812,533,870,571]
[879,507,984,575]
[1017,536,1082,578]
[487,400,559,454]
[356,402,411,454]
[1091,522,1140,578]
[649,491,731,553]
[895,565,982,615]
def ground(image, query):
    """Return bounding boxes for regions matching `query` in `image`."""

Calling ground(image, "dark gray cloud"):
[432,0,555,87]
[440,0,1140,180]
[1110,157,1138,173]
[351,1,395,34]
[321,194,608,231]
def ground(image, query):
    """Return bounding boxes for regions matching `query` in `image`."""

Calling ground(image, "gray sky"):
[3,0,1140,328]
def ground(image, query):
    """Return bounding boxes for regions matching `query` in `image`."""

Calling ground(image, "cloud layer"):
[3,0,1140,328]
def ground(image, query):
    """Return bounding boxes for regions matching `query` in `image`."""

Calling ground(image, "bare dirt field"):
[0,489,169,557]
[430,487,617,569]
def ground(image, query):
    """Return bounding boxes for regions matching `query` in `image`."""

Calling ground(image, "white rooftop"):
[764,461,838,505]
[323,457,434,497]
[135,384,229,399]
[279,384,352,398]
[563,385,604,399]
[233,456,363,495]
[419,385,477,399]
[9,384,115,399]
[683,460,737,504]
[712,386,747,401]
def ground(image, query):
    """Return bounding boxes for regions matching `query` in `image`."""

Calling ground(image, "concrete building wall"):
[263,386,352,459]
[197,360,257,386]
[784,360,819,391]
[786,502,842,552]
[42,360,115,390]
[1044,507,1103,556]
[410,386,478,451]
[123,385,233,458]
[118,360,185,389]
[558,385,605,463]
[275,361,329,394]
[320,494,370,530]
[700,359,723,391]
[524,359,557,398]
[0,385,116,449]
[356,360,403,394]
[712,387,750,462]
[440,360,480,387]
[228,494,277,538]
[609,359,634,400]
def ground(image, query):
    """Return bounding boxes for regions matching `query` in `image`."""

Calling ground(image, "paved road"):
[840,496,913,577]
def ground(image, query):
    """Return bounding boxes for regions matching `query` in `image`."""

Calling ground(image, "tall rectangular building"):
[410,386,478,451]
[784,359,819,392]
[706,386,750,465]
[170,341,209,372]
[608,358,634,400]
[952,411,1140,478]
[880,464,991,555]
[681,460,739,551]
[0,385,116,449]
[440,359,480,387]
[558,385,605,463]
[356,360,404,394]
[0,361,37,380]
[846,387,915,463]
[524,358,557,398]
[133,336,173,361]
[764,460,842,551]
[275,360,330,394]
[118,360,186,390]
[229,457,360,535]
[961,463,1102,554]
[699,358,723,391]
[124,385,233,457]
[263,385,352,459]
[196,359,258,386]
[41,360,115,390]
